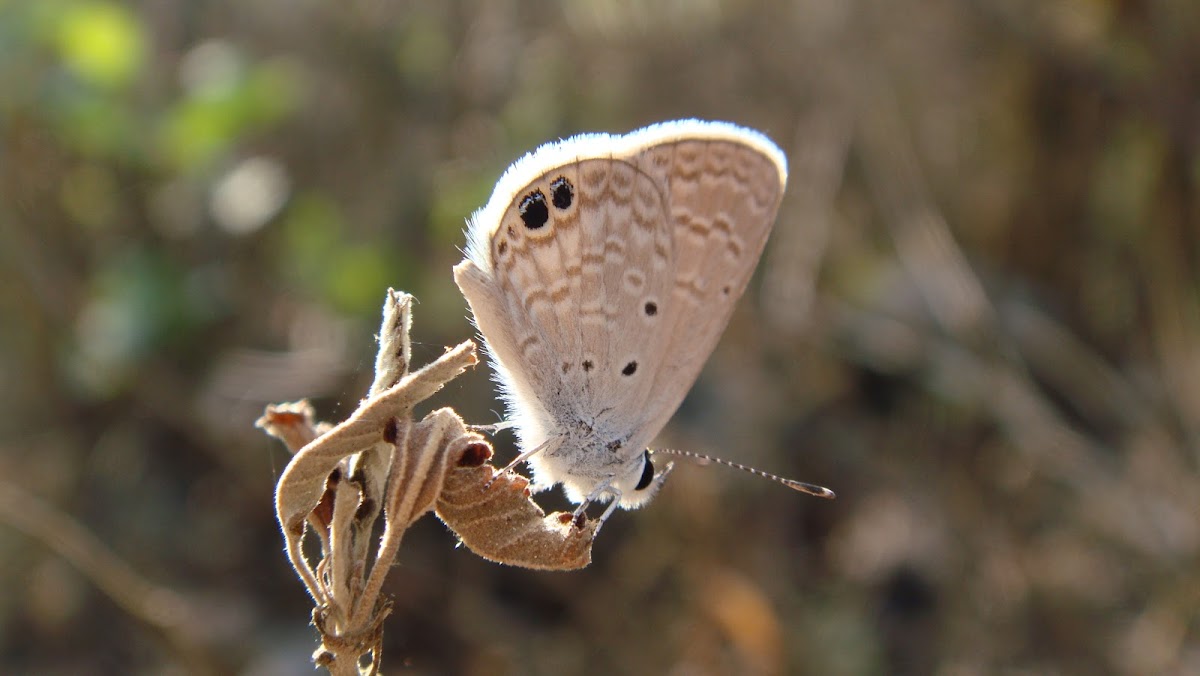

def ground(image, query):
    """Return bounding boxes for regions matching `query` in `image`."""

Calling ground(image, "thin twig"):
[0,478,219,674]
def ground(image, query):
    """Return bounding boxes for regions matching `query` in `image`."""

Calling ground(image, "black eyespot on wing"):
[644,301,657,316]
[519,190,549,229]
[550,176,574,209]
[622,361,637,376]
[634,451,655,491]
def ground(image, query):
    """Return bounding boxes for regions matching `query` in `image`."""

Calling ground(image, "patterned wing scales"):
[454,157,677,466]
[621,138,786,444]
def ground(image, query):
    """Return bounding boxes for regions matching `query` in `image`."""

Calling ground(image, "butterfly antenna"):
[652,448,836,499]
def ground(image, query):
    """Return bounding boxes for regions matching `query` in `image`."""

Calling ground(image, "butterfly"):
[454,119,794,527]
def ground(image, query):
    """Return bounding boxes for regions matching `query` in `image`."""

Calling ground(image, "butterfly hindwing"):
[629,137,785,440]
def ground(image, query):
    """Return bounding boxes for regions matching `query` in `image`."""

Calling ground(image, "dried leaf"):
[437,436,597,571]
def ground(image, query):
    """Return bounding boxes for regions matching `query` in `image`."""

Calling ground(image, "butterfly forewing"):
[459,157,678,452]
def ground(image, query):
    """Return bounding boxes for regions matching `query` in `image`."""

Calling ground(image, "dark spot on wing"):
[519,190,549,229]
[622,361,637,376]
[550,176,574,209]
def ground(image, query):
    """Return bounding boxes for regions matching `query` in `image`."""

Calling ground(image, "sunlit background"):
[2,1,1198,674]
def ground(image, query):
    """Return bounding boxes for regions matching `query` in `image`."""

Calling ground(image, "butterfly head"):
[611,449,674,509]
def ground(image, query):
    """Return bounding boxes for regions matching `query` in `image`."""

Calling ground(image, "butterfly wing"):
[621,127,787,445]
[455,120,786,501]
[454,152,677,464]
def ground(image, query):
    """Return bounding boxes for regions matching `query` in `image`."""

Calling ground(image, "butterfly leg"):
[485,436,556,489]
[645,461,676,498]
[571,481,623,534]
[467,419,514,434]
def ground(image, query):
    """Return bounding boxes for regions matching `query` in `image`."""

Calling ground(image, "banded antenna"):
[652,448,836,499]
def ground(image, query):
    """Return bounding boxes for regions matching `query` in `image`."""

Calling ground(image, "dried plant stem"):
[350,409,463,629]
[261,289,599,674]
[271,340,477,606]
[261,290,483,674]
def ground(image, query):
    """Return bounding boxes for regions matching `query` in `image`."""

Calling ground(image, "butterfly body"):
[454,119,787,514]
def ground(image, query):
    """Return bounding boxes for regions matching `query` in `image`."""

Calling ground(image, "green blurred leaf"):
[241,59,302,124]
[157,95,245,170]
[280,193,345,273]
[429,170,496,245]
[325,244,393,314]
[278,194,411,314]
[53,0,145,89]
[50,88,138,158]
[156,54,300,171]
[67,247,211,397]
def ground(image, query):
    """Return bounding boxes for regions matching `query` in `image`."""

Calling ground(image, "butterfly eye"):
[634,451,655,491]
[519,190,549,229]
[550,176,574,209]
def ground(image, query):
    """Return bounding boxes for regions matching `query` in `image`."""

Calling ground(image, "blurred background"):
[1,0,1198,674]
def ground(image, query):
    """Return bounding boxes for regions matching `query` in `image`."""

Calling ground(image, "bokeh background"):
[2,0,1198,674]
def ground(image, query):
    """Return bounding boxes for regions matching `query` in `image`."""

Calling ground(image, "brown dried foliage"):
[258,290,595,675]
